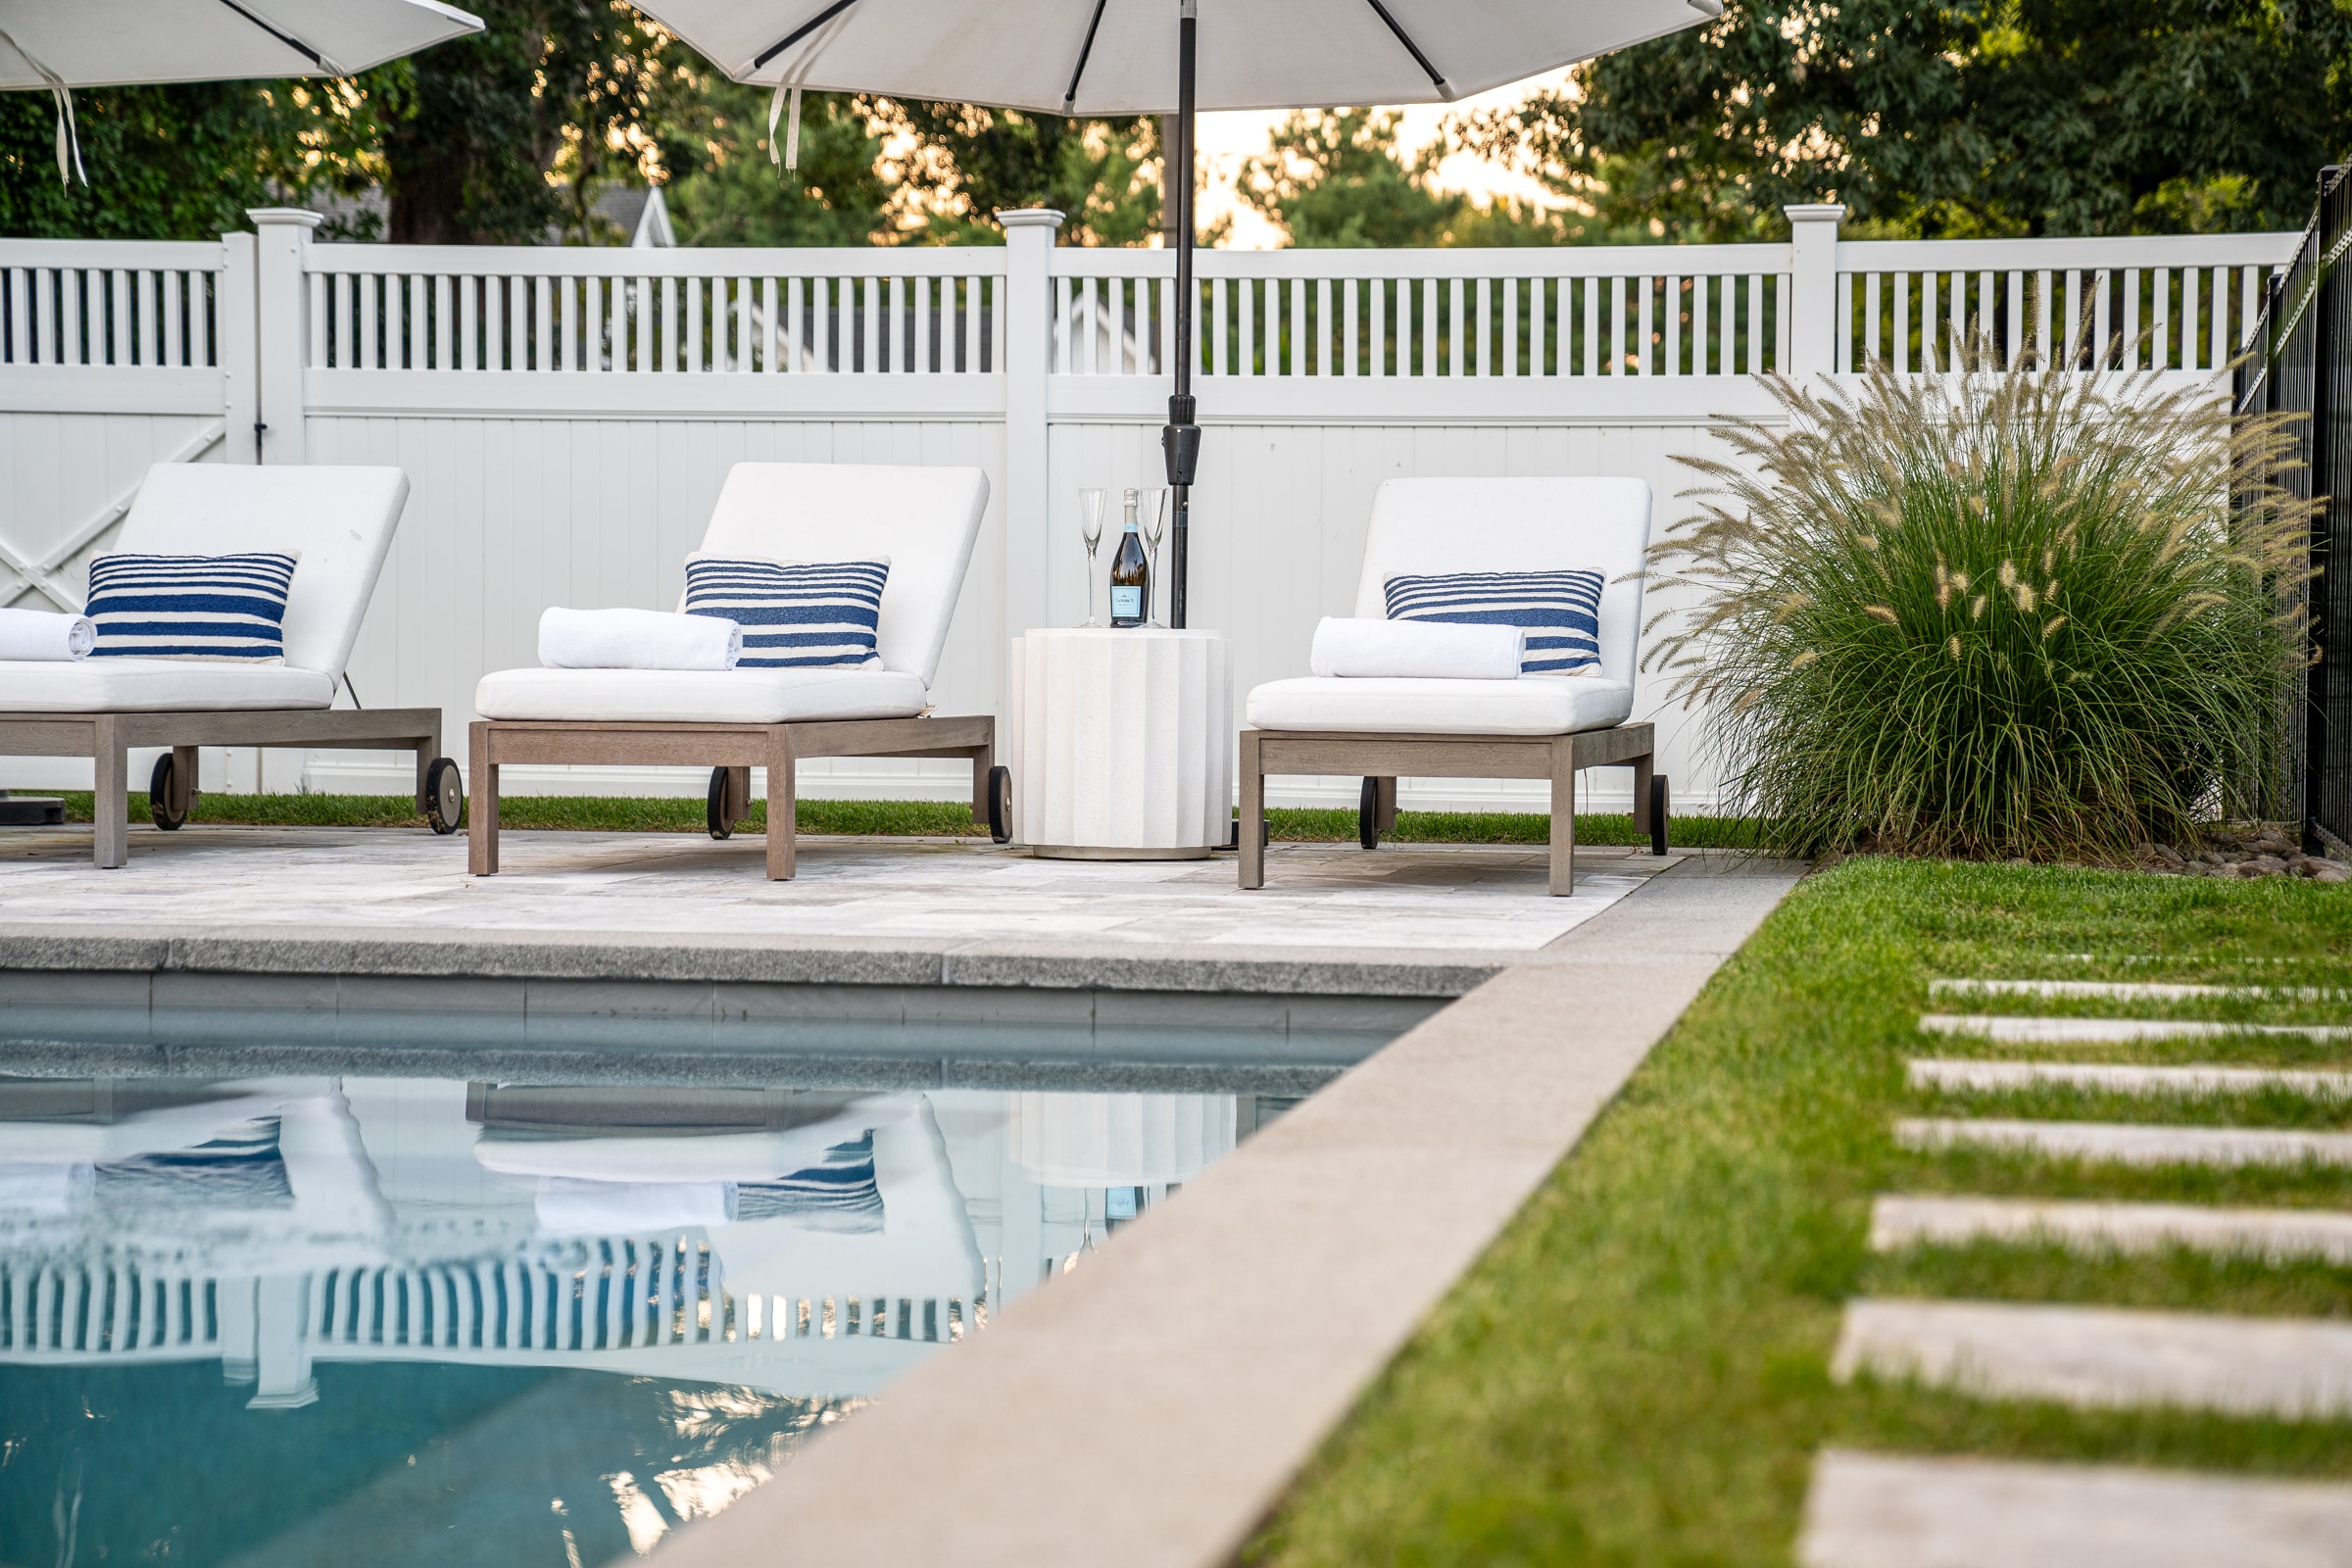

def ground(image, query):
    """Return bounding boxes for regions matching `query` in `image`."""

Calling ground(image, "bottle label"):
[1111,586,1143,619]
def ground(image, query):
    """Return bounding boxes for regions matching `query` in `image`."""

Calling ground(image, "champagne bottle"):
[1108,487,1150,628]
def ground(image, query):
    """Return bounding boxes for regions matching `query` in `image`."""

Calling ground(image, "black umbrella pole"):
[1162,0,1200,629]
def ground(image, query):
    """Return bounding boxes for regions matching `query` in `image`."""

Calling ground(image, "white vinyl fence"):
[0,206,2296,809]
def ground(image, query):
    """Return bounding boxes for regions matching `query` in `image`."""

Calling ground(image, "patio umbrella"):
[623,0,1724,625]
[1,0,484,182]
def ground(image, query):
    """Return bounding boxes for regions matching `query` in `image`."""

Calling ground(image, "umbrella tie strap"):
[0,26,86,186]
[768,82,804,171]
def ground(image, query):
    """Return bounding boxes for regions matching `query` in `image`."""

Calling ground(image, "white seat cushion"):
[0,658,334,713]
[1246,675,1634,737]
[475,664,929,724]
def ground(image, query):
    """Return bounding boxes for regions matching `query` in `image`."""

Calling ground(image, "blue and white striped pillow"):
[684,556,889,669]
[1384,569,1605,675]
[85,551,298,662]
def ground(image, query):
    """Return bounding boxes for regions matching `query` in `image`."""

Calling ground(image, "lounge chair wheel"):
[1357,776,1381,850]
[706,766,734,840]
[986,765,1012,844]
[148,754,187,831]
[423,757,464,835]
[1650,773,1670,856]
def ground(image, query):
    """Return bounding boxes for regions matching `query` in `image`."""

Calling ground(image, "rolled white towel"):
[538,607,742,670]
[1309,616,1525,680]
[0,607,96,662]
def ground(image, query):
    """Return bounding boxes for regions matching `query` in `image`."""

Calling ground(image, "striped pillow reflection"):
[684,556,889,668]
[1384,569,1605,676]
[85,552,298,662]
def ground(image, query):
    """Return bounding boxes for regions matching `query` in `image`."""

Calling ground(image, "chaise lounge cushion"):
[1245,674,1634,737]
[474,664,928,724]
[0,658,335,713]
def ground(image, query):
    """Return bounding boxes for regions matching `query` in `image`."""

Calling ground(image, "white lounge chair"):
[1240,476,1665,896]
[468,461,1003,880]
[0,465,459,869]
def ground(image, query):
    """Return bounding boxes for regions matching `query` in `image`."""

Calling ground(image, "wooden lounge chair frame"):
[0,707,451,869]
[468,715,997,879]
[1239,721,1661,897]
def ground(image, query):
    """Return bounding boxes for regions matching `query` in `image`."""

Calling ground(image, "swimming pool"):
[0,1041,1346,1564]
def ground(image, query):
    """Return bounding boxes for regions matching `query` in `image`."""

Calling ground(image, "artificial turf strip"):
[40,791,1744,846]
[1239,858,2352,1568]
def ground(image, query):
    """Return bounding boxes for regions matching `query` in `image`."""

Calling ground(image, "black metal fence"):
[2234,166,2350,854]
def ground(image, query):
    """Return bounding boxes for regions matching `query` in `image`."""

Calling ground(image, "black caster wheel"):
[423,757,464,834]
[987,765,1012,844]
[706,766,735,840]
[148,754,188,831]
[1650,773,1671,856]
[1357,776,1381,850]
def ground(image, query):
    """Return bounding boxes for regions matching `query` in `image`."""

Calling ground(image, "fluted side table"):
[1007,628,1232,858]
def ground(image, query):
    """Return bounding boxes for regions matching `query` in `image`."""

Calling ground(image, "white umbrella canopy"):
[0,0,485,89]
[643,0,1715,115]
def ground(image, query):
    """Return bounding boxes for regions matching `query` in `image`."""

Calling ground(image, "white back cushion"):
[114,464,409,681]
[1352,477,1652,687]
[695,463,989,688]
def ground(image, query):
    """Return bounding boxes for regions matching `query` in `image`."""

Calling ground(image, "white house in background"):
[587,183,677,247]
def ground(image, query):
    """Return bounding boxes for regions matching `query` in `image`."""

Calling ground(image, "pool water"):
[0,1067,1305,1565]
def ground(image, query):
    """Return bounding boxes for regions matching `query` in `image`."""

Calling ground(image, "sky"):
[1188,64,1578,247]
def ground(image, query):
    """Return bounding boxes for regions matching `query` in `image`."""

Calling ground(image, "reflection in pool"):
[0,1072,1298,1565]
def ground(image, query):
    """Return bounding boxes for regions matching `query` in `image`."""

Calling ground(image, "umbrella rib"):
[210,0,335,74]
[1361,0,1449,97]
[1059,0,1111,116]
[753,0,863,74]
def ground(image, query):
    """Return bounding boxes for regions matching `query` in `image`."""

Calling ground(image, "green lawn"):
[1242,858,2352,1568]
[40,791,1748,846]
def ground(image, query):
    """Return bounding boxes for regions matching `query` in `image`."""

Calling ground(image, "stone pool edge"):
[642,855,1809,1568]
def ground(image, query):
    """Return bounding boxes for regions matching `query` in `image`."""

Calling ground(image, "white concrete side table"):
[1007,628,1232,858]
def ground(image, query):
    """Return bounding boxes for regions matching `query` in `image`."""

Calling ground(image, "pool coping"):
[643,853,1808,1568]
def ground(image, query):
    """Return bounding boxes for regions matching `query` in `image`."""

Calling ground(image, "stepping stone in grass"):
[1921,1015,2352,1046]
[1798,1447,2352,1568]
[1896,1117,2352,1168]
[1932,978,2352,1004]
[1907,1059,2352,1098]
[1867,1194,2352,1265]
[1832,1297,2352,1419]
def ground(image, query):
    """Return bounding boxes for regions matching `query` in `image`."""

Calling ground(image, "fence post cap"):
[246,208,325,230]
[996,208,1067,231]
[1782,204,1847,223]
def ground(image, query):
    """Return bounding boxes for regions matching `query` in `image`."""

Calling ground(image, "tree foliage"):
[648,79,891,246]
[1239,109,1556,247]
[880,103,1161,246]
[1476,0,2352,241]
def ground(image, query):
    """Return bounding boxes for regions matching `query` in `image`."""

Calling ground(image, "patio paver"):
[1895,1116,2352,1168]
[1905,1059,2352,1098]
[1868,1194,2352,1265]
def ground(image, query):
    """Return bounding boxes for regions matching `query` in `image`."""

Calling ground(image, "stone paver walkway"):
[1799,1449,2352,1568]
[1868,1195,2352,1265]
[1804,965,2352,1562]
[1906,1059,2352,1098]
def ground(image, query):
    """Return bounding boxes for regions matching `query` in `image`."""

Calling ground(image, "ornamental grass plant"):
[1647,342,2316,860]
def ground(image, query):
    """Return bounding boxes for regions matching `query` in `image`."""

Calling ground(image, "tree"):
[645,74,893,246]
[356,0,672,244]
[0,82,359,240]
[1474,0,2352,241]
[1239,108,1556,247]
[882,103,1161,245]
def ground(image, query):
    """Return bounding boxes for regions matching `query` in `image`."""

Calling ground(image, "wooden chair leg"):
[92,719,127,869]
[725,766,751,826]
[969,738,994,824]
[1548,738,1577,897]
[170,745,198,818]
[467,721,499,875]
[1239,729,1266,890]
[766,731,798,880]
[1632,752,1655,839]
[1375,774,1398,832]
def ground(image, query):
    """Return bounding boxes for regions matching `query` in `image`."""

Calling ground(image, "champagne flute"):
[1078,487,1107,627]
[1140,487,1170,627]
